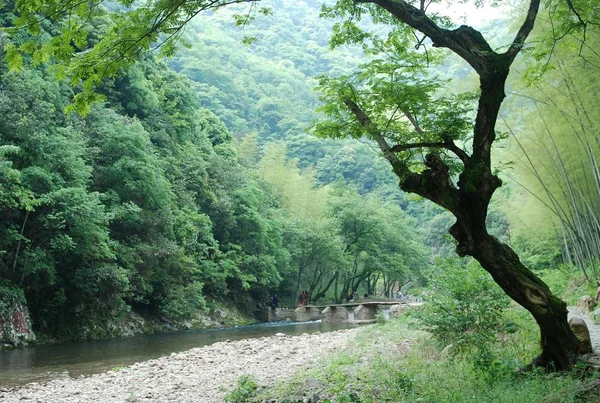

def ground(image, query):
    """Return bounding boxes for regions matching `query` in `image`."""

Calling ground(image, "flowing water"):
[0,320,355,388]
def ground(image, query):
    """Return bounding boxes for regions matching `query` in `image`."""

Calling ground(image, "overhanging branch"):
[342,98,410,178]
[355,0,494,74]
[390,139,470,164]
[342,97,460,213]
[505,0,541,64]
[399,109,471,164]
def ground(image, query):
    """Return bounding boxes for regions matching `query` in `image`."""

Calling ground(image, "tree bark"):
[451,219,580,370]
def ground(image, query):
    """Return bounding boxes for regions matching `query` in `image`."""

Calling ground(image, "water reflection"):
[0,321,355,387]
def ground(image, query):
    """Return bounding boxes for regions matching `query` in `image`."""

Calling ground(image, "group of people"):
[267,290,310,310]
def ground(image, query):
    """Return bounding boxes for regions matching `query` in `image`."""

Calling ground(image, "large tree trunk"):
[451,220,580,370]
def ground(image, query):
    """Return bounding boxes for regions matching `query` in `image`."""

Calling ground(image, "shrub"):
[223,374,259,403]
[414,257,510,352]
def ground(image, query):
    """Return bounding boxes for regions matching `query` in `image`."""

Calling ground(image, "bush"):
[223,375,259,403]
[538,264,594,305]
[414,258,510,352]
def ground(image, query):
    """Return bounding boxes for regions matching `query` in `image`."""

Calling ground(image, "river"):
[0,320,355,388]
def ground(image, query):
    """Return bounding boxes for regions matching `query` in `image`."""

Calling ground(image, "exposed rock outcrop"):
[0,285,36,349]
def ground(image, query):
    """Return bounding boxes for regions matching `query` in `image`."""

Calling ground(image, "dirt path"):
[0,328,362,403]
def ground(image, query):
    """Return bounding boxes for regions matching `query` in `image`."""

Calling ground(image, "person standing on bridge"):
[300,290,308,306]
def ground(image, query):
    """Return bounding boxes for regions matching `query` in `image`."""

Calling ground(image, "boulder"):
[0,285,36,349]
[578,296,596,314]
[568,317,593,354]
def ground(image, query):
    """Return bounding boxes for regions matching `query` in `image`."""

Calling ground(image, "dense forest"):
[0,0,435,341]
[0,0,598,365]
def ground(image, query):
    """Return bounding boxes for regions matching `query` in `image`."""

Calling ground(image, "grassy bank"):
[228,309,599,403]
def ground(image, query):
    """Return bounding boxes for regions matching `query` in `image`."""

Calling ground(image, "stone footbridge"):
[267,301,409,324]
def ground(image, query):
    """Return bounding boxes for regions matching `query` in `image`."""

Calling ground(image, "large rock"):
[568,317,593,354]
[578,295,596,314]
[0,284,36,349]
[321,306,349,322]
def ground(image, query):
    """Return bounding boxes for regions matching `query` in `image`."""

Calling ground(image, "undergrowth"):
[253,313,600,403]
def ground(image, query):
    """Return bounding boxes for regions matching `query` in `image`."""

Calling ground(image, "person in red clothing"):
[300,290,308,306]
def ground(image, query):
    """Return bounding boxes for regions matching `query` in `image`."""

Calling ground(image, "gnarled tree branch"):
[342,97,460,213]
[399,109,471,164]
[355,0,494,74]
[390,139,470,164]
[342,98,409,178]
[505,0,541,64]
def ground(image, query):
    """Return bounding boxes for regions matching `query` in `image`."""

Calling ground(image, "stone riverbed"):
[0,327,363,402]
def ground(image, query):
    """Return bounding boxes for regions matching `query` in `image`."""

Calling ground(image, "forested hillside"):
[0,1,432,343]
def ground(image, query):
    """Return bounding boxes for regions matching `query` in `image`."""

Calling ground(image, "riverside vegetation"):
[225,260,600,403]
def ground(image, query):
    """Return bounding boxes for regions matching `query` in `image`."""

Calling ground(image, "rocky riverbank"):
[0,327,363,402]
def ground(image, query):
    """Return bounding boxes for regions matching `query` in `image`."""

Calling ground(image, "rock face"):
[0,287,36,349]
[578,296,596,314]
[569,316,593,354]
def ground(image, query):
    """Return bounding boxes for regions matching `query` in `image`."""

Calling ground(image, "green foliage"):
[158,282,206,321]
[414,258,511,351]
[0,17,311,337]
[0,280,26,313]
[497,0,600,279]
[223,374,259,403]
